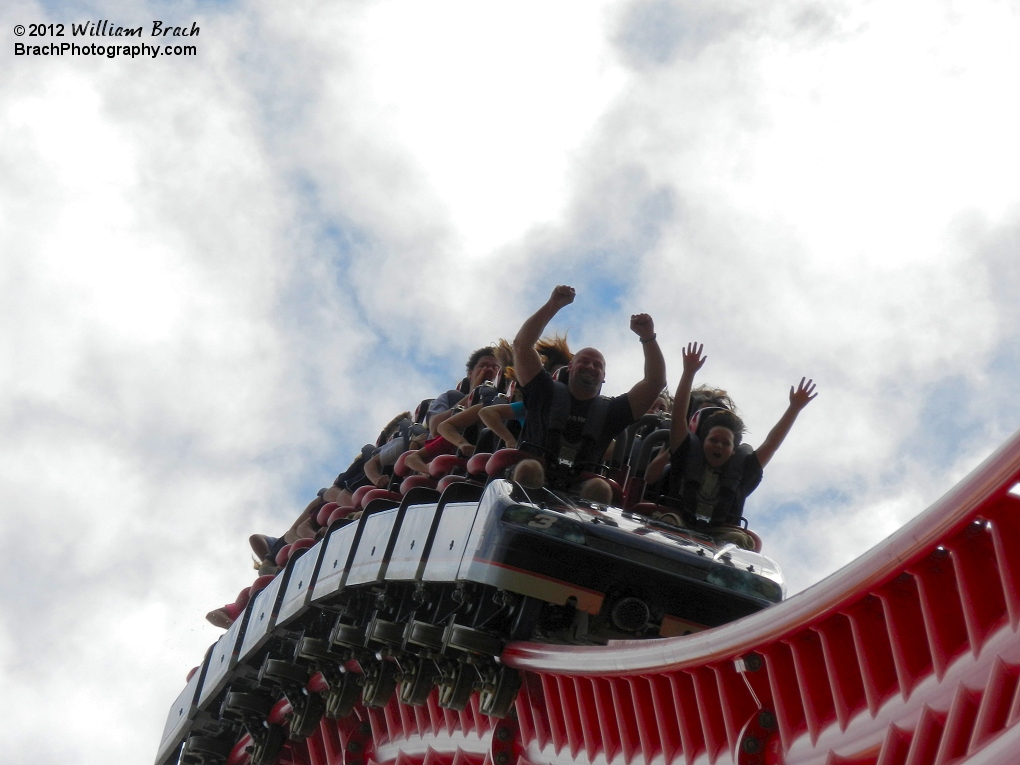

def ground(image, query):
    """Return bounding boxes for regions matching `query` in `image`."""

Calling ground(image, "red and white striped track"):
[243,428,1020,765]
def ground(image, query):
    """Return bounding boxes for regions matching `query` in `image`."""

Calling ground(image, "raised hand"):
[789,378,818,410]
[549,285,576,310]
[681,342,707,374]
[630,313,655,341]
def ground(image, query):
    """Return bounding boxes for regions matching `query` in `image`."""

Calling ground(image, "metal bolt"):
[743,653,763,672]
[496,727,513,742]
[758,710,777,730]
[495,752,511,765]
[347,741,362,754]
[360,722,372,736]
[742,735,762,754]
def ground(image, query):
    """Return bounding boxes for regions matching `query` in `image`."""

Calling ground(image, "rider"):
[660,342,817,549]
[511,285,666,496]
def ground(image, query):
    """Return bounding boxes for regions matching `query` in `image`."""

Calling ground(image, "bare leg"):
[403,449,431,476]
[285,495,325,542]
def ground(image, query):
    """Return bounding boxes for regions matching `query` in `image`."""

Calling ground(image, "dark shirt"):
[666,435,764,526]
[520,369,634,473]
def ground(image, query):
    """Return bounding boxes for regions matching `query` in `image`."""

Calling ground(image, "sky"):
[2,0,1020,762]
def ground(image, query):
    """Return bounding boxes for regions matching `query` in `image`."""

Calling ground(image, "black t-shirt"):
[666,435,763,525]
[520,369,634,470]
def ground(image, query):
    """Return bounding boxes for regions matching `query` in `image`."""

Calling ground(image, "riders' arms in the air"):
[753,378,818,468]
[669,342,707,451]
[645,342,705,484]
[513,285,576,388]
[625,313,668,420]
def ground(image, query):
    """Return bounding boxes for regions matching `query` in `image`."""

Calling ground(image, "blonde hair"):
[493,334,574,383]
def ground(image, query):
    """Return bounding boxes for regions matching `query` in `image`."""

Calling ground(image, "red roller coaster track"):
[221,428,1020,765]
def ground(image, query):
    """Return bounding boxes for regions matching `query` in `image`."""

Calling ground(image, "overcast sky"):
[3,0,1019,762]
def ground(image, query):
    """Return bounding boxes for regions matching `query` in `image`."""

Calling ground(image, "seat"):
[399,475,437,494]
[328,505,356,524]
[394,451,415,478]
[315,502,339,527]
[437,474,468,492]
[360,488,402,506]
[485,448,532,477]
[466,452,493,480]
[429,454,468,478]
[350,485,376,510]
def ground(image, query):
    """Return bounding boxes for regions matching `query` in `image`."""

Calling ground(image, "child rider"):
[660,342,817,550]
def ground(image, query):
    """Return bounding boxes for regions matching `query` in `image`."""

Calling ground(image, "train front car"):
[157,478,784,765]
[461,480,784,644]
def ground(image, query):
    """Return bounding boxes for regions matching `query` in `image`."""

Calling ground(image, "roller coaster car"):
[156,479,784,765]
[466,481,785,641]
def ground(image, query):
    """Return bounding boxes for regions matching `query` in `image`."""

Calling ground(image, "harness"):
[675,434,754,526]
[544,382,613,470]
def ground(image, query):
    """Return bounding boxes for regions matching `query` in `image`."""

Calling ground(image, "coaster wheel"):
[222,691,273,718]
[261,658,308,685]
[446,624,503,655]
[325,671,363,719]
[362,661,399,708]
[478,665,521,718]
[287,691,327,740]
[407,620,444,649]
[182,734,233,763]
[248,724,287,765]
[508,596,544,641]
[438,662,476,711]
[399,658,440,706]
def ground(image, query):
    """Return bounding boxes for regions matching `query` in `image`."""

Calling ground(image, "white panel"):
[422,503,480,582]
[277,541,324,625]
[312,522,360,601]
[238,574,286,661]
[198,617,245,709]
[347,509,399,586]
[156,655,207,763]
[386,503,439,581]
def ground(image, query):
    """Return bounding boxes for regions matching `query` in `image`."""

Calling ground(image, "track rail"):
[238,428,1020,765]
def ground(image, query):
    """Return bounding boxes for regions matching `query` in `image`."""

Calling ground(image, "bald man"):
[511,285,666,495]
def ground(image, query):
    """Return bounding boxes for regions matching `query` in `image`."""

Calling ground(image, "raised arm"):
[478,403,518,449]
[753,378,817,468]
[669,342,706,451]
[513,285,575,387]
[626,314,668,420]
[436,403,485,457]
